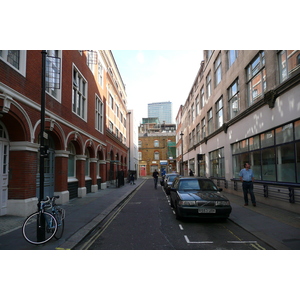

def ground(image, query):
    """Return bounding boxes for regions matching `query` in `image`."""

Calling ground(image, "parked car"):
[169,177,232,220]
[164,174,180,195]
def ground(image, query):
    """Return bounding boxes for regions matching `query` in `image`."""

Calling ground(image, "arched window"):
[85,149,90,176]
[154,140,159,147]
[68,143,76,177]
[154,151,159,160]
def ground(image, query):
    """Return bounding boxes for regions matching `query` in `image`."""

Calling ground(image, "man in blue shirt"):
[239,163,256,206]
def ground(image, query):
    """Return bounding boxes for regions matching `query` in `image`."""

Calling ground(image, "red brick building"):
[0,50,129,216]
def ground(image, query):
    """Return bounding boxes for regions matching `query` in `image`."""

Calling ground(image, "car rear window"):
[179,179,218,191]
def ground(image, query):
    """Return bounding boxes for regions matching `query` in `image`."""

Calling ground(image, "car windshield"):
[167,175,177,182]
[178,179,218,191]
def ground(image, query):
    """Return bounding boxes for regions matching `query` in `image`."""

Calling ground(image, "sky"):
[112,50,203,124]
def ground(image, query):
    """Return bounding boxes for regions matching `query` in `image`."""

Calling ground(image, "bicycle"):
[22,196,65,245]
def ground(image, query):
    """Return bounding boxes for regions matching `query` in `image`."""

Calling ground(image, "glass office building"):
[148,101,172,124]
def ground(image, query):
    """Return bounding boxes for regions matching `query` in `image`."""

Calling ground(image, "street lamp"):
[180,131,184,176]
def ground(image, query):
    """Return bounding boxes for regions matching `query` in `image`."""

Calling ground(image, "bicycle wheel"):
[22,211,58,245]
[54,207,65,240]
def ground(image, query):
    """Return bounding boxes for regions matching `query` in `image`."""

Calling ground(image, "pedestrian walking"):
[239,162,256,206]
[189,169,194,176]
[152,169,159,189]
[129,172,135,185]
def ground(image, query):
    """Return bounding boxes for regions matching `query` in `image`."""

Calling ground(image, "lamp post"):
[180,131,184,176]
[37,50,47,242]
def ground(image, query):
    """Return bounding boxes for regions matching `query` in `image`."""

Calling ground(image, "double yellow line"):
[78,180,146,250]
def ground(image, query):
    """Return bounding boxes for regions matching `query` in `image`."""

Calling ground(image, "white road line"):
[179,224,184,231]
[184,235,214,244]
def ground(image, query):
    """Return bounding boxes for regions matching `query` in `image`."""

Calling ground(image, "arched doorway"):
[0,122,9,216]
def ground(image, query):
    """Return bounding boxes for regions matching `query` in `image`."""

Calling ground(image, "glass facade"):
[232,119,300,183]
[148,101,172,124]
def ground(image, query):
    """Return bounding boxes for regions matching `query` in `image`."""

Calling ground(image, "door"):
[0,141,9,216]
[140,165,146,177]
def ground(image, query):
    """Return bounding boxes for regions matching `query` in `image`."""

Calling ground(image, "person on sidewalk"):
[189,169,194,176]
[239,162,256,206]
[153,169,159,189]
[129,172,135,185]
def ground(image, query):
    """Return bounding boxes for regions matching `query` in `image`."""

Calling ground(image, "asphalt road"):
[76,179,273,250]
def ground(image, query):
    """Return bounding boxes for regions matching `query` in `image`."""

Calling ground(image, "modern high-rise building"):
[148,101,172,124]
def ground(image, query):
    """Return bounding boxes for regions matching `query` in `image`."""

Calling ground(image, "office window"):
[189,133,192,148]
[201,118,206,140]
[200,86,205,108]
[214,53,222,87]
[196,95,200,115]
[46,50,61,101]
[109,94,114,110]
[216,97,223,129]
[196,123,200,143]
[278,50,300,82]
[246,51,266,106]
[109,121,113,132]
[209,148,225,178]
[116,105,119,118]
[208,109,213,135]
[154,151,160,160]
[232,119,300,183]
[0,50,26,76]
[227,50,238,69]
[154,140,159,147]
[228,79,240,119]
[72,66,87,119]
[98,60,103,87]
[95,95,103,133]
[191,103,195,122]
[206,72,211,99]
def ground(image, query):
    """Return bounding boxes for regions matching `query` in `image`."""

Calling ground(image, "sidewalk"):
[0,178,300,250]
[222,192,300,250]
[0,178,146,250]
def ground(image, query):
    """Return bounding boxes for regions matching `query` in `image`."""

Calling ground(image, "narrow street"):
[76,179,273,250]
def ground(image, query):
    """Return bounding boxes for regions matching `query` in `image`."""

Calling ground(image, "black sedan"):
[164,174,180,195]
[169,177,232,220]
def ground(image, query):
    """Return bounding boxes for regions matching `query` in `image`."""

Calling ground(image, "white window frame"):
[46,50,62,103]
[216,97,223,129]
[72,64,88,120]
[214,52,222,87]
[0,50,26,76]
[95,95,104,133]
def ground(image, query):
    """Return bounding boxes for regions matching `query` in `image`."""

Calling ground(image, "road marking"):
[55,248,71,250]
[184,235,213,244]
[179,224,184,231]
[227,241,258,244]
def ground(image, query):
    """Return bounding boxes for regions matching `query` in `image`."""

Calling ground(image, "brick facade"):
[0,50,129,216]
